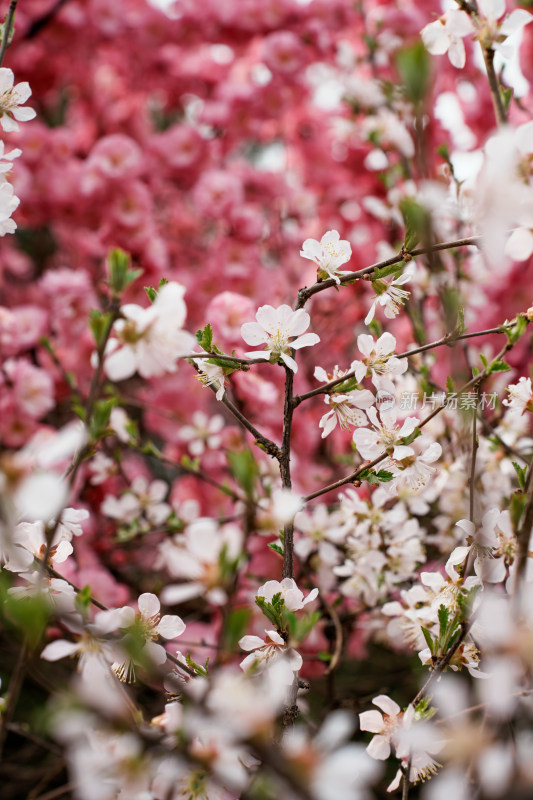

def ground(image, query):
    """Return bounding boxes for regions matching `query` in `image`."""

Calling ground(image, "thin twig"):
[0,638,29,759]
[0,0,17,68]
[469,386,480,524]
[293,322,514,407]
[281,366,296,579]
[295,235,482,309]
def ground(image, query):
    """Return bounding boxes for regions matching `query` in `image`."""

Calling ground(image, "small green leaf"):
[421,626,435,655]
[89,310,113,349]
[400,197,430,251]
[437,604,449,633]
[227,449,258,498]
[395,41,432,106]
[503,315,527,346]
[75,584,93,617]
[372,261,406,281]
[222,608,251,653]
[488,359,511,374]
[512,461,527,491]
[108,249,141,294]
[367,318,382,338]
[510,490,527,531]
[268,542,284,556]
[195,323,213,352]
[400,427,421,446]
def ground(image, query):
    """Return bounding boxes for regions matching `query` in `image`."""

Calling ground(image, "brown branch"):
[295,235,481,309]
[0,0,17,67]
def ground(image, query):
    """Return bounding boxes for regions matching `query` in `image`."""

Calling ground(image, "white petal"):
[239,635,266,651]
[291,332,320,350]
[157,614,186,639]
[373,694,401,716]
[241,321,269,346]
[359,709,385,733]
[280,352,298,372]
[505,228,533,261]
[41,639,79,661]
[366,734,391,760]
[138,592,160,618]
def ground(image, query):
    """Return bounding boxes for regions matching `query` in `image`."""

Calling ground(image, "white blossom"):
[300,229,352,283]
[241,304,319,373]
[421,11,474,69]
[0,68,36,132]
[103,282,194,381]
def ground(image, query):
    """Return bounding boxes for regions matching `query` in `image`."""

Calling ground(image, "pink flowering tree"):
[2,0,533,798]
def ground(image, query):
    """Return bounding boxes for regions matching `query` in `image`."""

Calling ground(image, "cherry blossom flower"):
[178,411,225,456]
[256,578,318,611]
[453,508,517,585]
[476,0,533,59]
[0,68,36,132]
[238,629,302,673]
[241,304,319,373]
[160,518,243,606]
[314,365,374,438]
[101,477,170,526]
[353,406,419,461]
[0,178,19,235]
[364,266,414,326]
[421,10,475,69]
[351,332,407,391]
[110,593,186,682]
[359,694,402,760]
[300,230,352,283]
[193,357,227,400]
[283,711,381,800]
[102,282,194,381]
[503,376,533,415]
[384,435,442,495]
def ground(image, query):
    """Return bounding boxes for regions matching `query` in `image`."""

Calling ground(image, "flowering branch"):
[295,235,481,309]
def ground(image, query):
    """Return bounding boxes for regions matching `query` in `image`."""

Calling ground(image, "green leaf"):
[503,315,527,346]
[510,490,527,531]
[195,323,213,352]
[89,310,113,349]
[446,376,455,394]
[268,542,284,557]
[400,197,430,251]
[437,604,449,633]
[400,427,421,446]
[227,449,258,498]
[479,353,488,369]
[89,397,115,441]
[367,318,382,338]
[255,596,283,628]
[501,86,513,114]
[221,608,251,653]
[437,143,450,162]
[512,461,527,491]
[488,359,511,374]
[358,467,394,485]
[75,584,93,617]
[395,40,432,106]
[421,626,435,655]
[372,261,406,281]
[108,249,142,294]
